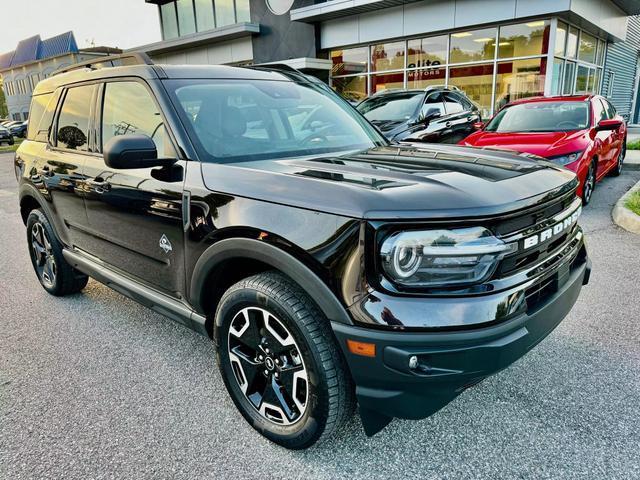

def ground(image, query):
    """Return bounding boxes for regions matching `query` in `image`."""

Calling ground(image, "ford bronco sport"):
[15,54,590,450]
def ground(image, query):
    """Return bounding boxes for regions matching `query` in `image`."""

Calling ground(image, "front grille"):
[495,195,582,278]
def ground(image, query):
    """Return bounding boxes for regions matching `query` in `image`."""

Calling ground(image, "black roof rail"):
[249,63,300,74]
[52,52,154,76]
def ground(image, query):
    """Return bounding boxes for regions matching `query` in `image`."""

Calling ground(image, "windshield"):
[357,92,423,122]
[166,79,386,162]
[485,101,590,133]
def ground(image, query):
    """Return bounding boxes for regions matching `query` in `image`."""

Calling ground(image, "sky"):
[0,0,162,54]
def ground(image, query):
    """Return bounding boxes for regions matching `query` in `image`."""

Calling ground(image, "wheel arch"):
[189,237,354,337]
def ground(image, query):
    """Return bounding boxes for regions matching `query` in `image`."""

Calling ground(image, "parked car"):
[460,95,627,205]
[356,86,481,144]
[9,120,28,138]
[0,125,14,145]
[16,55,590,449]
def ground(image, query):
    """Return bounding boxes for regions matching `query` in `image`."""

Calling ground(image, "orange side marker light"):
[347,339,376,357]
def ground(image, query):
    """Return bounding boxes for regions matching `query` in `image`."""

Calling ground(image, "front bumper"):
[332,250,590,435]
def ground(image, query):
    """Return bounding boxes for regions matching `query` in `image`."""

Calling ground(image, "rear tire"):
[215,271,354,449]
[26,209,88,296]
[609,139,625,177]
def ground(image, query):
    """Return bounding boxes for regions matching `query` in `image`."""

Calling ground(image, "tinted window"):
[602,99,616,119]
[486,101,590,132]
[420,92,445,119]
[169,79,385,162]
[57,85,94,151]
[442,92,464,114]
[27,93,52,141]
[593,99,607,123]
[102,81,175,158]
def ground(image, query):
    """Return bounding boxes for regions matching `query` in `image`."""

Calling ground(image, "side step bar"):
[62,249,208,336]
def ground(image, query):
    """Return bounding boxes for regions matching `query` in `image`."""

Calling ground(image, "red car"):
[460,95,627,205]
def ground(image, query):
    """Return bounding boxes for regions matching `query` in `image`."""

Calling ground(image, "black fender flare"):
[189,238,353,326]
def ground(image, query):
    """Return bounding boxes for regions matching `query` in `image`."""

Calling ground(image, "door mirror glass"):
[103,134,173,169]
[420,107,442,123]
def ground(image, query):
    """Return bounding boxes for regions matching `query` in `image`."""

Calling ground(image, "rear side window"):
[442,92,464,114]
[57,85,94,151]
[101,81,175,158]
[26,93,52,141]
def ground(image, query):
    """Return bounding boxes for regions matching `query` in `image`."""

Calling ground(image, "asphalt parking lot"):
[1,152,639,479]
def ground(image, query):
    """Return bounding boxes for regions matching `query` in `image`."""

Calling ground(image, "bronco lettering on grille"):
[523,206,582,250]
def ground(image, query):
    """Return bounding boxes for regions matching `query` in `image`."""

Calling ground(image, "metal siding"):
[602,15,640,119]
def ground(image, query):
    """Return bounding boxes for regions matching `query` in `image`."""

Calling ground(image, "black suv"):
[357,86,481,144]
[16,54,590,450]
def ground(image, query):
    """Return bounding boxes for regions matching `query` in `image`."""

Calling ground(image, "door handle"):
[445,122,452,128]
[40,165,54,178]
[88,178,111,193]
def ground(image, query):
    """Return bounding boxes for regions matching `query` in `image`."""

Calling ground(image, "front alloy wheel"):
[228,306,309,425]
[216,272,354,449]
[583,162,596,205]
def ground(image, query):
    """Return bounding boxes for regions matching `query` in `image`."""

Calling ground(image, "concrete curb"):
[612,179,640,234]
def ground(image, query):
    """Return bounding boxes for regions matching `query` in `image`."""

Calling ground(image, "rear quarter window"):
[26,93,53,141]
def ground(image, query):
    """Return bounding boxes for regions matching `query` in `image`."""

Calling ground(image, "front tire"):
[582,160,596,205]
[26,209,88,296]
[216,272,354,449]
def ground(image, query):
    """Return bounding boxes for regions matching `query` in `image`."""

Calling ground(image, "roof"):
[33,63,310,95]
[508,95,594,106]
[0,31,79,71]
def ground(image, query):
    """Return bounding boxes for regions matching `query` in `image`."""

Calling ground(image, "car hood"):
[200,144,577,220]
[462,130,589,158]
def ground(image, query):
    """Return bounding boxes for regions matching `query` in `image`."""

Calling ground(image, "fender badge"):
[159,234,173,254]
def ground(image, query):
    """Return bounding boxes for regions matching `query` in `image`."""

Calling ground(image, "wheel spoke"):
[262,310,295,356]
[260,376,296,423]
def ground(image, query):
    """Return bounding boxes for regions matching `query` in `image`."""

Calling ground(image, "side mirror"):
[419,107,441,124]
[473,121,485,130]
[103,134,174,170]
[595,118,623,131]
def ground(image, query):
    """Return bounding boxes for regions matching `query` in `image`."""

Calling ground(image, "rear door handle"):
[88,178,111,193]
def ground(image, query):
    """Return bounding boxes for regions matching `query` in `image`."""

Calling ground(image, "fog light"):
[408,355,419,370]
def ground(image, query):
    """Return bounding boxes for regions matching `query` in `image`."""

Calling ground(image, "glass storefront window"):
[596,39,606,66]
[235,0,250,22]
[448,64,494,118]
[567,27,579,58]
[407,35,447,69]
[176,0,196,36]
[494,58,546,111]
[593,68,602,93]
[551,58,564,95]
[161,2,179,40]
[331,76,368,103]
[556,21,568,56]
[195,0,216,32]
[371,42,405,72]
[331,47,368,76]
[578,32,597,64]
[407,67,446,89]
[498,20,550,59]
[215,0,236,27]
[575,65,589,93]
[563,61,576,94]
[371,72,405,94]
[450,28,497,64]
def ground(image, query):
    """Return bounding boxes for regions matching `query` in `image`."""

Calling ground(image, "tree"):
[0,82,8,118]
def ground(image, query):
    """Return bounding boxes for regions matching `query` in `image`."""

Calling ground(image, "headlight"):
[548,150,583,166]
[380,227,516,288]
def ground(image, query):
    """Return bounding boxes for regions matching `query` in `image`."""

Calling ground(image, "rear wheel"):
[610,139,626,177]
[26,209,88,296]
[582,160,596,205]
[216,272,354,449]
